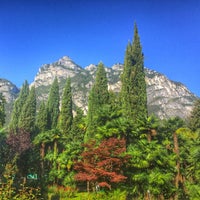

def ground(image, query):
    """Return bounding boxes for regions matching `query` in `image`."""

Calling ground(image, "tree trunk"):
[147,130,151,142]
[173,131,180,200]
[40,142,45,176]
[53,140,58,184]
[87,181,90,193]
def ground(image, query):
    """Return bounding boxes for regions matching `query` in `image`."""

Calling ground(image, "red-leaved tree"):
[74,137,129,192]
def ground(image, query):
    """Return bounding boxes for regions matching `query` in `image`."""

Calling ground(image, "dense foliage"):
[0,24,199,199]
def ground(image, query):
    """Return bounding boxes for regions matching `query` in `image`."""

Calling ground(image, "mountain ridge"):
[0,56,198,120]
[31,56,197,119]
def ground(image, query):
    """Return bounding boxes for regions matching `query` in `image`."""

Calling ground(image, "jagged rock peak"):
[111,63,123,71]
[85,64,97,70]
[38,56,81,73]
[31,56,84,88]
[59,55,72,62]
[56,56,80,69]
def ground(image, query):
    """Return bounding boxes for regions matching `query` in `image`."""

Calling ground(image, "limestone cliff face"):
[31,56,92,113]
[0,79,19,102]
[0,79,19,121]
[145,68,196,119]
[32,56,84,87]
[30,56,197,119]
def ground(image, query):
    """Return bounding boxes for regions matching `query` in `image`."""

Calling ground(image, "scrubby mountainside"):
[30,56,197,119]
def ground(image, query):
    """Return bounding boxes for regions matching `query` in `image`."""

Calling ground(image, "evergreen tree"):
[70,107,85,142]
[18,86,36,134]
[9,80,29,132]
[120,23,148,125]
[0,93,6,128]
[188,99,200,131]
[92,62,109,106]
[36,101,48,132]
[0,129,9,176]
[55,108,86,184]
[47,77,60,130]
[86,62,109,140]
[59,78,73,135]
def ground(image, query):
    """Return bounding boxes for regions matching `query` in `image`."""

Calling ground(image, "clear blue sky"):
[0,0,199,96]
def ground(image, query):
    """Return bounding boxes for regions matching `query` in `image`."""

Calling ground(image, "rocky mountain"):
[29,56,197,119]
[0,79,19,122]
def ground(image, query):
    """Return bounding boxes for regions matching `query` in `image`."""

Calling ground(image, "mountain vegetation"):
[0,24,200,199]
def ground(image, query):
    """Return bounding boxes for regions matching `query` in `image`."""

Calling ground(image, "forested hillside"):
[0,24,200,200]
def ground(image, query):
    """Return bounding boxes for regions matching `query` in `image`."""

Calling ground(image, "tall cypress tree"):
[47,77,60,130]
[59,78,73,135]
[121,23,148,125]
[86,62,109,140]
[71,107,85,142]
[9,80,29,133]
[0,93,6,128]
[93,62,109,106]
[36,101,48,133]
[188,99,200,131]
[18,86,36,134]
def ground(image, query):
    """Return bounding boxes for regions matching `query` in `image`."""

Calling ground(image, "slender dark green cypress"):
[93,62,109,106]
[18,86,36,134]
[188,99,200,131]
[9,80,29,132]
[121,24,148,124]
[36,101,48,132]
[70,107,85,142]
[86,62,109,140]
[59,78,73,135]
[0,93,6,128]
[47,77,60,129]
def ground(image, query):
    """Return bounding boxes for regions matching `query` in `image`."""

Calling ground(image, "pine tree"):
[9,80,29,132]
[47,77,60,130]
[0,93,6,128]
[18,86,36,134]
[86,62,109,140]
[59,78,73,135]
[120,23,148,125]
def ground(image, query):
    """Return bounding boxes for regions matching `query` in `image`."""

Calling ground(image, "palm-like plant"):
[184,129,200,199]
[138,115,159,142]
[127,137,176,199]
